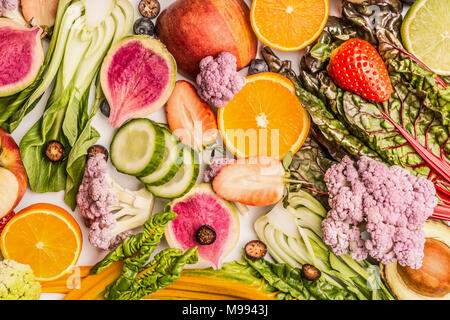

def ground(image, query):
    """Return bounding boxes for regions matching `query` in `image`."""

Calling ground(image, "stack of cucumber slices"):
[110,118,200,199]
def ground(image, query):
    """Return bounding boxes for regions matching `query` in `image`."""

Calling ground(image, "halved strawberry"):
[327,39,393,102]
[166,80,218,151]
[21,0,59,28]
[212,156,285,206]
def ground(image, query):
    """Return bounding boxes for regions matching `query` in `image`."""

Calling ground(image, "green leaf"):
[282,151,293,170]
[244,255,357,300]
[64,125,100,209]
[90,233,144,275]
[104,210,178,300]
[117,247,199,300]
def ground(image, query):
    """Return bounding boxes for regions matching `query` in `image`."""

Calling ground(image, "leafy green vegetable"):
[117,247,199,300]
[0,0,74,132]
[262,2,449,196]
[255,190,395,300]
[341,0,403,46]
[244,254,356,300]
[91,210,177,275]
[262,47,382,162]
[103,210,178,299]
[18,0,134,209]
[286,136,335,207]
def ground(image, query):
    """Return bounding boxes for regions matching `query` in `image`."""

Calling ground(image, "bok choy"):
[254,190,395,300]
[18,0,134,209]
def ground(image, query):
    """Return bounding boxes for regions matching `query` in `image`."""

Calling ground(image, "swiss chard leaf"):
[104,210,178,300]
[118,247,199,300]
[287,136,335,207]
[262,47,381,161]
[244,255,357,300]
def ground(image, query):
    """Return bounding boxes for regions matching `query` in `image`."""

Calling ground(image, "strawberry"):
[21,0,59,28]
[212,156,285,206]
[166,80,218,151]
[327,39,393,102]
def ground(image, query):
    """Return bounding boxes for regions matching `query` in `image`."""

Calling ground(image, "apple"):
[0,128,27,218]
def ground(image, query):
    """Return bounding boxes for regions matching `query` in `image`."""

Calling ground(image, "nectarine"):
[156,0,257,78]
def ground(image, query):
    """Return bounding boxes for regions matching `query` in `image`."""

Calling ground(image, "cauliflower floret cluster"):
[1,0,17,11]
[0,0,25,24]
[196,52,246,108]
[0,260,41,300]
[321,156,438,269]
[77,154,154,250]
[203,157,233,183]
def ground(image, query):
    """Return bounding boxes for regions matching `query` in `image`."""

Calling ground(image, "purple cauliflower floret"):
[76,154,154,250]
[321,156,437,269]
[203,157,234,183]
[1,0,26,25]
[2,0,18,10]
[196,52,246,108]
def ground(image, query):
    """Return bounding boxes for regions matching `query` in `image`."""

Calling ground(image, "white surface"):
[10,0,342,300]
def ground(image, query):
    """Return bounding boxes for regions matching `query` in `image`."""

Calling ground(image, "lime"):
[401,0,450,75]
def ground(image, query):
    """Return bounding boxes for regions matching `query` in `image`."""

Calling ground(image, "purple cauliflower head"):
[203,157,234,183]
[321,156,437,269]
[196,52,246,108]
[2,0,18,10]
[76,154,154,250]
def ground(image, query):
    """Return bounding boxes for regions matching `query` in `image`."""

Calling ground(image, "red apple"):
[156,0,258,78]
[0,128,27,218]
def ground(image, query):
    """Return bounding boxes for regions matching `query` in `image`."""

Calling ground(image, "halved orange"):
[218,72,310,159]
[0,203,82,282]
[250,0,329,52]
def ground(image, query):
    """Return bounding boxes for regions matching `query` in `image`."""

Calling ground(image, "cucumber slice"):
[146,146,199,199]
[110,119,165,176]
[139,126,183,185]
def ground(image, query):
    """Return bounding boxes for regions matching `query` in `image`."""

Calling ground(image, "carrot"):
[57,264,278,300]
[146,289,241,300]
[41,266,91,293]
[63,262,123,300]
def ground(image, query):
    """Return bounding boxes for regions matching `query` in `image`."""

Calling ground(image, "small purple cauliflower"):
[321,156,437,269]
[76,154,155,250]
[196,52,246,108]
[1,0,26,24]
[203,157,234,183]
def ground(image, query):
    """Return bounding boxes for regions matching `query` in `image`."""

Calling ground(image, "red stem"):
[431,204,450,221]
[379,110,450,183]
[382,42,447,88]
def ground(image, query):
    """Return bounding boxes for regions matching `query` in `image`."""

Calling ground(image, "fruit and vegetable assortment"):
[0,0,448,301]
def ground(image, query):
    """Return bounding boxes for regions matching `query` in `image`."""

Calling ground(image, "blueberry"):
[45,140,65,162]
[139,0,161,19]
[196,225,216,245]
[87,145,109,162]
[133,17,156,37]
[247,59,269,76]
[100,100,110,117]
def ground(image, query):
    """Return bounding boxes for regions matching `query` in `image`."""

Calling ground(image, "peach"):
[156,0,257,78]
[0,128,27,218]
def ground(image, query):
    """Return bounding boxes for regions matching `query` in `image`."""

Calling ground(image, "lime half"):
[401,0,450,75]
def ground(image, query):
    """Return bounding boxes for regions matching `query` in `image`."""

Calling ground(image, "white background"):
[10,0,342,300]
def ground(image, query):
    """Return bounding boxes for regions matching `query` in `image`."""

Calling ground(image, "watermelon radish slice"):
[100,36,177,128]
[165,184,240,269]
[0,18,44,97]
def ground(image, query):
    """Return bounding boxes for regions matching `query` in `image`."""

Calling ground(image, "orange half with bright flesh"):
[0,203,82,282]
[250,0,329,52]
[218,72,310,160]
